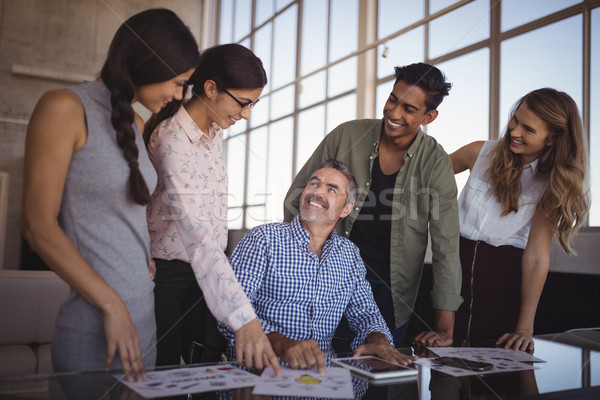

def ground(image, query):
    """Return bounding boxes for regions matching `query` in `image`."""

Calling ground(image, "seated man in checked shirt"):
[218,160,415,372]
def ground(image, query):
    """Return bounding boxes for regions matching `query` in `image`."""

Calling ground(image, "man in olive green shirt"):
[284,63,462,347]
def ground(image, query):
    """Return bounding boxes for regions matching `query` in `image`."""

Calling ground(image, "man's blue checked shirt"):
[219,216,393,358]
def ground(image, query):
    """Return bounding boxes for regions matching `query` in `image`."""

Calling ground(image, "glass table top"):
[1,330,599,399]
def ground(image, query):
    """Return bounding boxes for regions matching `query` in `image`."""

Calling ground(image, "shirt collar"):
[173,106,222,145]
[290,216,338,249]
[406,129,425,158]
[373,121,425,159]
[523,157,540,176]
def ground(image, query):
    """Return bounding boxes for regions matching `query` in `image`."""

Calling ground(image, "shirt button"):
[369,156,373,160]
[366,182,370,186]
[355,207,359,211]
[345,231,349,236]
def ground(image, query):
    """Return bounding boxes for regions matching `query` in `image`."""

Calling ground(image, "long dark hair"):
[144,43,267,143]
[100,8,200,205]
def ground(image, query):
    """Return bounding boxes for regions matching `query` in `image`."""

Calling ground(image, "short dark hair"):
[394,62,452,111]
[320,159,357,205]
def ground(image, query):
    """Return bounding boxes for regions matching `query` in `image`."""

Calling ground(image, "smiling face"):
[211,87,263,130]
[299,168,353,225]
[507,102,552,164]
[382,80,438,142]
[134,68,195,113]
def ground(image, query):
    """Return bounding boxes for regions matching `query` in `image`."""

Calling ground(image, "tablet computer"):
[331,356,418,380]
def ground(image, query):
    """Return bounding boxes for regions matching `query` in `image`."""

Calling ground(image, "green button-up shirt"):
[284,119,463,327]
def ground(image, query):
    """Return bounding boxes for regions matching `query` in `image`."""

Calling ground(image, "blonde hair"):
[490,88,589,253]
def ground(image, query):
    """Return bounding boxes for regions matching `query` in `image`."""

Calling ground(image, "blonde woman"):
[450,88,589,352]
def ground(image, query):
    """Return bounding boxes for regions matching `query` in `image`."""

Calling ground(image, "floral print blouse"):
[147,106,256,331]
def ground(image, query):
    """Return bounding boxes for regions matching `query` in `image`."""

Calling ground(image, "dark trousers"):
[333,280,408,354]
[153,258,226,366]
[369,280,409,346]
[454,236,523,343]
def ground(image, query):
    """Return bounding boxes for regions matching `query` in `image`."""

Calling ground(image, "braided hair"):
[100,9,200,205]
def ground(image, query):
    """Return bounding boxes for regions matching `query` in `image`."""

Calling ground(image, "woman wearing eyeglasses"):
[143,44,279,373]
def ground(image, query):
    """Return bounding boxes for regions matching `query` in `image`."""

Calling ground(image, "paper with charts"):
[414,347,545,377]
[115,364,260,398]
[252,366,354,398]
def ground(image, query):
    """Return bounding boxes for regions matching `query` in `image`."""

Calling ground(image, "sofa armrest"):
[0,270,69,345]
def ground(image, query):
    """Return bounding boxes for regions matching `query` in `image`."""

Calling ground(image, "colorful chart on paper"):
[252,366,354,398]
[115,364,260,398]
[414,347,544,377]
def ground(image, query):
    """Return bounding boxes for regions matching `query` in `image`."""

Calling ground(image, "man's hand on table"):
[353,332,416,365]
[267,332,326,373]
[413,309,455,347]
[412,329,453,347]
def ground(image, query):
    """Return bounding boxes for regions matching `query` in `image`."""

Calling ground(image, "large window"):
[428,0,489,59]
[501,0,581,31]
[500,16,583,132]
[218,0,599,230]
[219,0,359,226]
[427,48,490,192]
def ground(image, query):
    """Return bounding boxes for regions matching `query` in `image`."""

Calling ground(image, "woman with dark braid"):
[22,9,198,381]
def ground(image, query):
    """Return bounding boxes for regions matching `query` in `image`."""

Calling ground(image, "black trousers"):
[332,280,408,354]
[153,258,225,366]
[454,236,524,343]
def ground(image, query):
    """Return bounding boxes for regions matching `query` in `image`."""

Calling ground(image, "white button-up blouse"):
[458,141,548,249]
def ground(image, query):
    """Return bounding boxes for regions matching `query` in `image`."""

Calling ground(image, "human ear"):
[421,109,439,126]
[339,202,353,219]
[204,80,217,99]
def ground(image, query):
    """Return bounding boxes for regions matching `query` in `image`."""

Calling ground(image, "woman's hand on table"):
[235,319,282,375]
[497,331,535,353]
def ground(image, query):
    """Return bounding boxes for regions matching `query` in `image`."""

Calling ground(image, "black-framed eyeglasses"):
[221,87,260,111]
